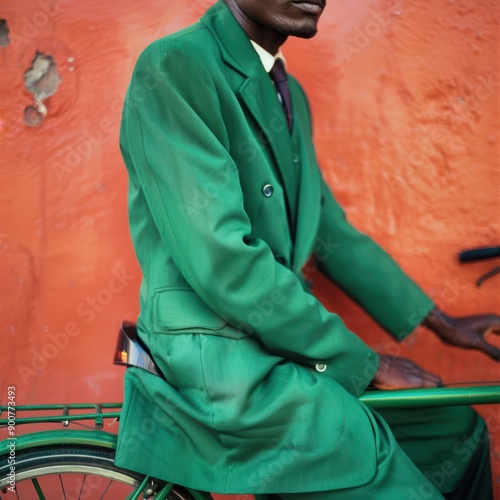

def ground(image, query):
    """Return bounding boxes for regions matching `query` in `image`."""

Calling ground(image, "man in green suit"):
[115,0,500,497]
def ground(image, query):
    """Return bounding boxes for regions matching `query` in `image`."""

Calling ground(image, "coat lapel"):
[238,77,297,227]
[202,2,298,236]
[291,126,322,273]
[287,77,322,273]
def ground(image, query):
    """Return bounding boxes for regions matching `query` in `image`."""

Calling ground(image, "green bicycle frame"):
[2,386,500,455]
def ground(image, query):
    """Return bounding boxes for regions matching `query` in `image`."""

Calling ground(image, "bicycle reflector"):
[114,321,162,376]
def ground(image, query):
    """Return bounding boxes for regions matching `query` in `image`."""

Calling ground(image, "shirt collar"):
[250,40,286,73]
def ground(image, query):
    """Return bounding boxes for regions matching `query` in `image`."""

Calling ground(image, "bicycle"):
[1,246,499,499]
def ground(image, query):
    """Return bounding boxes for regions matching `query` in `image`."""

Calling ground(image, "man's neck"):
[224,0,287,55]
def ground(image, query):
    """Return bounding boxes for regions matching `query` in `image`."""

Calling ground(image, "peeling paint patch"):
[0,19,9,47]
[23,51,62,126]
[23,105,45,127]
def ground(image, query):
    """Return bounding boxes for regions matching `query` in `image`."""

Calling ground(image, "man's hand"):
[371,355,442,390]
[423,307,500,361]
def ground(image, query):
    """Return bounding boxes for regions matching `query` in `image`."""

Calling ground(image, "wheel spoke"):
[77,474,86,500]
[31,477,47,500]
[99,478,113,500]
[59,473,67,499]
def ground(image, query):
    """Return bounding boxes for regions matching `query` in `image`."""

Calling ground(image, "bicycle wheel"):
[0,444,197,499]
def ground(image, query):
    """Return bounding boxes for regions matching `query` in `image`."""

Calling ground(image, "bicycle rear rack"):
[0,403,122,429]
[3,384,500,430]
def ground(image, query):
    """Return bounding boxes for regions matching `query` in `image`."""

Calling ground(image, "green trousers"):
[380,406,492,500]
[255,406,491,500]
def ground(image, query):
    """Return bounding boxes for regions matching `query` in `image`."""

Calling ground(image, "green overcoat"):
[114,1,434,494]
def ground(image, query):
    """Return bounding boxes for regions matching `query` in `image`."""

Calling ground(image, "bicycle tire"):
[0,444,197,499]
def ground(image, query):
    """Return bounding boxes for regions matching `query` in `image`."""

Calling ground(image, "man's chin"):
[285,21,319,39]
[294,28,318,39]
[288,27,318,39]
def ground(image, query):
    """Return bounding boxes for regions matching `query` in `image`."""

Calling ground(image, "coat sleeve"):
[314,178,435,341]
[120,39,379,395]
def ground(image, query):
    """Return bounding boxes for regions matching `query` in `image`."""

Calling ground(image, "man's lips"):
[292,0,325,15]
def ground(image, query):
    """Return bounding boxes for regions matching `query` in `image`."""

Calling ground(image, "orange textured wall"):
[1,0,499,498]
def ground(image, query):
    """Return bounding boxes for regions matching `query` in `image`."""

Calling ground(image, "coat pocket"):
[153,287,248,339]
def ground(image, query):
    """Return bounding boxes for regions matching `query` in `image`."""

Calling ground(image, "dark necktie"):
[270,58,293,132]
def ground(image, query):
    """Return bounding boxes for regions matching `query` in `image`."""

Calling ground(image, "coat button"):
[315,363,327,372]
[262,184,273,198]
[292,154,299,164]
